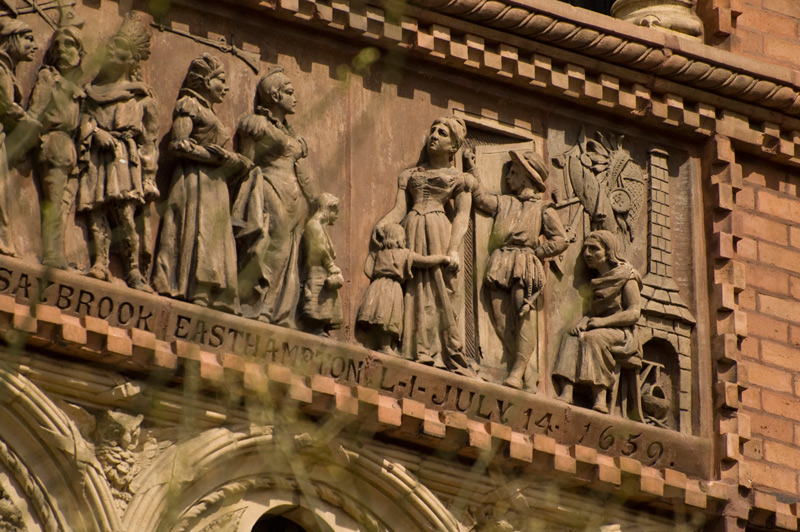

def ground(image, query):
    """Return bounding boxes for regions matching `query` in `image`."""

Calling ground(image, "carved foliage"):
[0,486,25,532]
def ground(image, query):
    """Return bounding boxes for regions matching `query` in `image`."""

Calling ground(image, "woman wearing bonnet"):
[152,54,248,312]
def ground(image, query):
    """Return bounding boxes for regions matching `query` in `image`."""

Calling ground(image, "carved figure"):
[373,116,474,375]
[232,66,320,325]
[77,14,158,290]
[152,54,248,312]
[27,25,84,268]
[552,230,643,413]
[94,410,143,512]
[0,17,38,257]
[469,150,567,390]
[301,193,343,336]
[357,223,451,355]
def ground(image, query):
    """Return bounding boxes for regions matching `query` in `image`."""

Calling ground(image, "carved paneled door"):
[468,141,542,388]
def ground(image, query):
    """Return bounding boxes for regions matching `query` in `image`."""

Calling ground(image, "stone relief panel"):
[348,113,697,433]
[0,0,707,467]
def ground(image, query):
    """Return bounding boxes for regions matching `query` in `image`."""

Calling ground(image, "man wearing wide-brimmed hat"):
[469,149,569,390]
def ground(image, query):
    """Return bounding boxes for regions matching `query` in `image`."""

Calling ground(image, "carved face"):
[51,32,81,71]
[100,37,135,78]
[274,81,297,115]
[326,204,339,225]
[426,121,458,158]
[206,72,229,104]
[505,163,528,193]
[583,239,608,270]
[9,31,36,63]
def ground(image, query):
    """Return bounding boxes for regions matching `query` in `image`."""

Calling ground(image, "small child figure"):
[301,193,344,336]
[357,223,451,355]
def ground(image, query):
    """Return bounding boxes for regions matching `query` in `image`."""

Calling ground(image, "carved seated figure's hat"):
[509,150,548,192]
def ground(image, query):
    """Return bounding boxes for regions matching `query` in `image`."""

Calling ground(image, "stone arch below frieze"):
[125,426,466,532]
[0,366,122,532]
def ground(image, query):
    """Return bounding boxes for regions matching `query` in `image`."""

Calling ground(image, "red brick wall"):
[736,158,800,495]
[730,0,800,69]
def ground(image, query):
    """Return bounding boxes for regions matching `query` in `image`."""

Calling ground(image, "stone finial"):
[611,0,703,40]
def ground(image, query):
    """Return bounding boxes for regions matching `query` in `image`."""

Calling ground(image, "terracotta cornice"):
[407,0,800,115]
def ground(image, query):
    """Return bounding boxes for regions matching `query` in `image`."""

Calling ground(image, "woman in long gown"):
[152,54,248,312]
[552,230,642,413]
[232,66,319,326]
[374,116,474,374]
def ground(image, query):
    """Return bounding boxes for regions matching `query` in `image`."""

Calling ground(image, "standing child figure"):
[302,193,343,336]
[357,223,451,355]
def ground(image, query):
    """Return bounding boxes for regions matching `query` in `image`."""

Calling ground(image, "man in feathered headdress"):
[77,13,159,290]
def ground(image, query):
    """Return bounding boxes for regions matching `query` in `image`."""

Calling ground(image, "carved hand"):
[586,317,605,330]
[370,225,384,248]
[570,317,590,335]
[94,129,116,151]
[325,272,344,289]
[464,148,477,172]
[446,251,460,273]
[205,144,227,161]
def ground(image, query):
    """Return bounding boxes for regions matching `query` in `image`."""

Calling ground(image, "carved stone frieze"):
[0,2,714,513]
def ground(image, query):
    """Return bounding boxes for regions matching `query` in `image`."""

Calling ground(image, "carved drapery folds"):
[151,53,247,313]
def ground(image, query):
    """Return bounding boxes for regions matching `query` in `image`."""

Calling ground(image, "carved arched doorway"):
[125,427,464,532]
[252,507,333,532]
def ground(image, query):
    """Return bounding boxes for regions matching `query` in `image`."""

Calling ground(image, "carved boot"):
[88,213,111,280]
[504,359,527,390]
[557,381,573,403]
[88,244,110,281]
[592,386,609,414]
[124,235,153,293]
